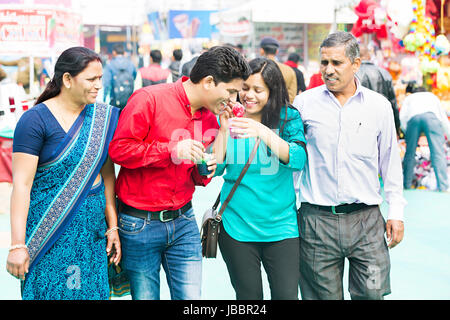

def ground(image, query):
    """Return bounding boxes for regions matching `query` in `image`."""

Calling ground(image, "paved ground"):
[0,179,449,300]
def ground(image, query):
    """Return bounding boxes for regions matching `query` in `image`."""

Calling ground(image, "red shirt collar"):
[176,76,204,119]
[174,76,191,109]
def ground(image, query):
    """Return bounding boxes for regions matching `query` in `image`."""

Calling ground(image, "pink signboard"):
[0,7,82,56]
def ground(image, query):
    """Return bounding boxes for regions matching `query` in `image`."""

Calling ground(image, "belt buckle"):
[159,210,172,222]
[331,206,344,215]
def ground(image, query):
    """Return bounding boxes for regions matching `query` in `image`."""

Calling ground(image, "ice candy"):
[232,102,245,117]
[230,102,245,139]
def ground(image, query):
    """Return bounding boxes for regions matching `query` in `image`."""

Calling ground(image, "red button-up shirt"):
[108,77,219,211]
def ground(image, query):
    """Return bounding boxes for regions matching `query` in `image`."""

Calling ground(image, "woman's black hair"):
[247,57,295,136]
[405,82,416,94]
[35,46,102,105]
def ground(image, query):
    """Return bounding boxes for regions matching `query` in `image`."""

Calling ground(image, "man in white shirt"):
[400,85,449,191]
[293,31,406,300]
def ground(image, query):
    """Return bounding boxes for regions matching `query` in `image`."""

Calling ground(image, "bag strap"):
[214,137,261,222]
[212,193,221,211]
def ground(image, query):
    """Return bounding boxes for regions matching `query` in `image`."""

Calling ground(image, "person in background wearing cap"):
[259,37,297,103]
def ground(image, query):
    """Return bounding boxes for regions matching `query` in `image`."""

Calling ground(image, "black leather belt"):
[301,202,377,214]
[118,200,192,222]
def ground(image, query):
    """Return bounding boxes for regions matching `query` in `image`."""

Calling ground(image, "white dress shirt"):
[400,91,450,138]
[293,80,406,221]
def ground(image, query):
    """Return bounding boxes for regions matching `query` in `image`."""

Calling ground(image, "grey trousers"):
[298,203,391,300]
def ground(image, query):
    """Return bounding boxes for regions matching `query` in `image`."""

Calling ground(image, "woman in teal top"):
[213,57,307,300]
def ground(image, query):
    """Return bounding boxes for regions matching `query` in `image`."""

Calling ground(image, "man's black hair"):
[173,49,183,61]
[113,43,125,55]
[287,53,300,63]
[150,50,162,64]
[190,46,251,84]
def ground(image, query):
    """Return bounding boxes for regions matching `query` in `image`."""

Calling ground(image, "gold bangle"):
[104,226,119,236]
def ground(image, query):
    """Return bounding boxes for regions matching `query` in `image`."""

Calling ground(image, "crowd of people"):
[3,30,449,300]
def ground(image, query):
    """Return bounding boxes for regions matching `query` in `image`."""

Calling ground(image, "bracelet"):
[104,226,119,236]
[9,244,28,252]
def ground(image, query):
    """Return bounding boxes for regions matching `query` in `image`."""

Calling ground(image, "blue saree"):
[21,103,119,300]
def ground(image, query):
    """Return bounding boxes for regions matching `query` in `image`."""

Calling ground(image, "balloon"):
[403,33,417,51]
[435,34,450,55]
[420,57,439,74]
[401,0,438,59]
[386,0,414,39]
[415,33,426,47]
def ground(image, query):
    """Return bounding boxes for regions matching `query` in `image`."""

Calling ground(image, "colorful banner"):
[168,10,216,39]
[0,8,82,56]
[147,11,166,41]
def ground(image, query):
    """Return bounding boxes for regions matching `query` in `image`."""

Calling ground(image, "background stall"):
[0,0,83,183]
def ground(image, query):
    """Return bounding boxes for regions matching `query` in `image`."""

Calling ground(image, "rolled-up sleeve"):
[214,161,227,177]
[279,109,307,171]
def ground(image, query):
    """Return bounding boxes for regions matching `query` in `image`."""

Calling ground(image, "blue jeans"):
[403,112,449,191]
[118,207,202,300]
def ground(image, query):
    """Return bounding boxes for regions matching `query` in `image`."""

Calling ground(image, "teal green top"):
[0,127,14,139]
[215,106,307,242]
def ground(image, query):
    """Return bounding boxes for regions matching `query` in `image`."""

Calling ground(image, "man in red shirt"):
[108,46,251,300]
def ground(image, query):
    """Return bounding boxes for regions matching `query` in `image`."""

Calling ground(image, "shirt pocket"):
[348,124,378,159]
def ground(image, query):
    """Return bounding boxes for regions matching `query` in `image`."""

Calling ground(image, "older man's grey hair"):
[319,31,360,63]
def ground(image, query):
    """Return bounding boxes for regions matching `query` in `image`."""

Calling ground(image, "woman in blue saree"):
[6,47,121,300]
